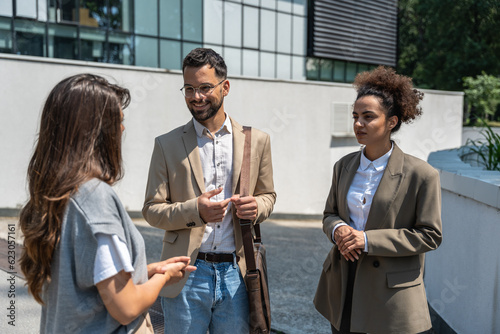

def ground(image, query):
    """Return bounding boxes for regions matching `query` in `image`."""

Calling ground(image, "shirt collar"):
[193,113,232,138]
[360,143,394,171]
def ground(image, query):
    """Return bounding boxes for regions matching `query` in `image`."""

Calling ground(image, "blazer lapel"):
[182,120,206,194]
[364,143,405,231]
[339,152,361,221]
[231,117,245,195]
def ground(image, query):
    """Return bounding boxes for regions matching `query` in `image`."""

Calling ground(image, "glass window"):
[80,27,106,62]
[109,32,133,64]
[320,59,333,81]
[293,0,307,16]
[48,24,77,59]
[0,18,12,53]
[292,55,305,80]
[160,39,181,70]
[333,60,345,82]
[242,49,259,77]
[135,36,158,67]
[203,0,223,45]
[276,54,291,79]
[346,62,357,82]
[261,0,276,10]
[260,52,275,78]
[80,1,106,28]
[38,0,47,21]
[134,0,157,36]
[160,0,181,39]
[260,9,275,52]
[292,15,305,55]
[277,0,292,13]
[183,0,202,42]
[358,63,369,73]
[182,42,202,60]
[0,1,13,16]
[277,13,291,53]
[15,20,46,56]
[16,0,37,19]
[224,47,241,76]
[59,0,77,23]
[243,6,258,49]
[203,43,222,57]
[109,0,133,32]
[48,0,57,22]
[224,2,241,47]
[243,0,259,5]
[306,57,319,80]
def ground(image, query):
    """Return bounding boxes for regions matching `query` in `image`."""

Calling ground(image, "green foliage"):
[398,0,500,92]
[463,72,500,124]
[463,119,500,171]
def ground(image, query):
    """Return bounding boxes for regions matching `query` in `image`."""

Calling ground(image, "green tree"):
[398,0,500,91]
[463,72,500,124]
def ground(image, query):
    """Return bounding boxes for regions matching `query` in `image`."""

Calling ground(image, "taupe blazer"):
[314,143,442,334]
[142,117,276,298]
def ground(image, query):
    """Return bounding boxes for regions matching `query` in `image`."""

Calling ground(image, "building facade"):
[0,0,397,83]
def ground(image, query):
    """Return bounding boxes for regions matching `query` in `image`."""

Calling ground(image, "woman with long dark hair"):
[314,66,442,334]
[20,73,195,333]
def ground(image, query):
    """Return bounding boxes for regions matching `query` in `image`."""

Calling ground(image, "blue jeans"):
[161,258,249,334]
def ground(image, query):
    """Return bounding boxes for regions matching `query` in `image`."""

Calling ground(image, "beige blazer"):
[314,143,442,334]
[142,117,276,298]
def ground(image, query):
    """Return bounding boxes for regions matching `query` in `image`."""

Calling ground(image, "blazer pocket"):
[163,231,178,244]
[387,269,422,288]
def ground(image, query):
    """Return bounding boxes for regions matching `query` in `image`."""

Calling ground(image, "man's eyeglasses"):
[180,79,225,98]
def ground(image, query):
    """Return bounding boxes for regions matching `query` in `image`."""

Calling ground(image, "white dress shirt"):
[333,144,394,252]
[193,114,236,253]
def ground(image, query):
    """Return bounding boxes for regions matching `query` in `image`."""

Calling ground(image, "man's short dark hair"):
[182,48,227,79]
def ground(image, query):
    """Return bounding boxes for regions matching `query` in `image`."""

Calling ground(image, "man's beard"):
[188,97,223,122]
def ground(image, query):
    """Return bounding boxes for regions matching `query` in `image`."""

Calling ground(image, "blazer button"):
[186,222,195,227]
[373,260,380,268]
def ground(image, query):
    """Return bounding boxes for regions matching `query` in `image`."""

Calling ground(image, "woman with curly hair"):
[314,66,442,334]
[19,74,195,333]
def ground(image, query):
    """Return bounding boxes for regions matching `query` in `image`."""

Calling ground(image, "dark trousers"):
[331,260,362,334]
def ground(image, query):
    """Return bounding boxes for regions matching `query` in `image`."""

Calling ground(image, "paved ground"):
[0,217,333,334]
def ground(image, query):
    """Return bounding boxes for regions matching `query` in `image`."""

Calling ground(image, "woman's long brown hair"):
[19,74,130,304]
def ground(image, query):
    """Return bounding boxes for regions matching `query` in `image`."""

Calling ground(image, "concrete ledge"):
[428,149,500,209]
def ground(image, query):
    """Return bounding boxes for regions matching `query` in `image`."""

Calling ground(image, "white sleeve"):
[93,233,135,285]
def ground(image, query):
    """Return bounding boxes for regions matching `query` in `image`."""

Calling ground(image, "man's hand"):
[198,188,231,223]
[334,225,363,262]
[231,195,258,221]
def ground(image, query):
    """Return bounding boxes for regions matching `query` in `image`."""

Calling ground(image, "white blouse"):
[332,144,394,252]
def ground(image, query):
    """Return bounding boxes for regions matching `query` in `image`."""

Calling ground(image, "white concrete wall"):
[427,150,500,333]
[0,55,464,215]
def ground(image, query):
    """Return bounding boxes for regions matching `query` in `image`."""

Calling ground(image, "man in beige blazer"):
[314,143,442,334]
[142,48,276,334]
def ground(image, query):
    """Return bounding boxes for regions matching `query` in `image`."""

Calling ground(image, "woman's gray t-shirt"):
[40,179,148,333]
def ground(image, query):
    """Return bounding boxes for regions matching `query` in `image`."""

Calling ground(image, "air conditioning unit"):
[330,102,354,137]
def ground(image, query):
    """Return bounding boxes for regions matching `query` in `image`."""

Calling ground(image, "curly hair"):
[353,66,424,133]
[19,74,130,304]
[182,48,227,79]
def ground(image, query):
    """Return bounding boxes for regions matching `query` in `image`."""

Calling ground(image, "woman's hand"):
[335,226,364,261]
[147,256,196,279]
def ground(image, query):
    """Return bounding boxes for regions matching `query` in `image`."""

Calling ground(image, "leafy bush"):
[463,72,500,125]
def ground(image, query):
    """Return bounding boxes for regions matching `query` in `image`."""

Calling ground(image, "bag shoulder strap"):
[240,126,259,272]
